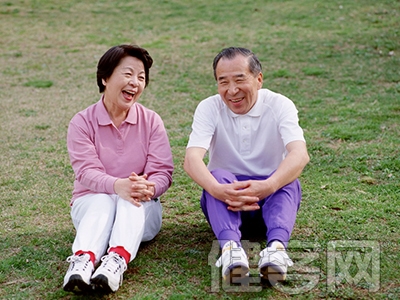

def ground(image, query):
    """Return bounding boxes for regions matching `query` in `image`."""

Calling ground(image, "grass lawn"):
[0,0,399,299]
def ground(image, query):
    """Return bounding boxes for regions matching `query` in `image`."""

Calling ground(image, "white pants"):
[70,193,162,264]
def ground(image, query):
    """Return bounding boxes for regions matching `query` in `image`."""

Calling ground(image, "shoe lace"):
[66,254,92,271]
[100,253,127,284]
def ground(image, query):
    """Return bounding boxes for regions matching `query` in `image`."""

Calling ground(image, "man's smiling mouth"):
[231,97,243,103]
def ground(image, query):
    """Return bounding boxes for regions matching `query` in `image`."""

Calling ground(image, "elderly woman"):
[63,45,174,294]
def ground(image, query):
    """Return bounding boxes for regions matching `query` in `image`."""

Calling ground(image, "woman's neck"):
[103,97,129,128]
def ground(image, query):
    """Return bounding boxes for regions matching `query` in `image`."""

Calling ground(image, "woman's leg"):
[109,197,162,262]
[71,193,116,264]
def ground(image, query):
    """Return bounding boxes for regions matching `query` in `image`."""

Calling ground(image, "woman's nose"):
[129,77,138,86]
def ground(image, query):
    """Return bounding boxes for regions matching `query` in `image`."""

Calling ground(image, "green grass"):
[0,0,399,299]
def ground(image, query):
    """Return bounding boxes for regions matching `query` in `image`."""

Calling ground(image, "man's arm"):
[184,147,260,206]
[264,140,309,194]
[183,147,221,198]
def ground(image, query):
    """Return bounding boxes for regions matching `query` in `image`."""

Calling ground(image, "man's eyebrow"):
[217,74,246,81]
[217,75,227,81]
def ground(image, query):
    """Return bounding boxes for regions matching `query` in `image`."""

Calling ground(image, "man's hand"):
[224,179,275,211]
[224,140,309,211]
[206,181,259,212]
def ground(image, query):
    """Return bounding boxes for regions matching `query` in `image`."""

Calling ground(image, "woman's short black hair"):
[96,44,153,93]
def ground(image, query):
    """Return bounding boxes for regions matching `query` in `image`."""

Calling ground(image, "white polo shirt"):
[187,88,306,176]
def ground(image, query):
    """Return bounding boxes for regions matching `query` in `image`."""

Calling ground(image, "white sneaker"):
[63,253,94,292]
[91,252,127,293]
[215,241,249,284]
[258,246,293,285]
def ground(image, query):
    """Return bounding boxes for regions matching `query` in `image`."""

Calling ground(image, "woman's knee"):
[71,194,116,226]
[142,200,162,241]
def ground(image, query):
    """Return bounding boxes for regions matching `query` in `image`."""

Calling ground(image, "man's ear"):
[257,72,263,89]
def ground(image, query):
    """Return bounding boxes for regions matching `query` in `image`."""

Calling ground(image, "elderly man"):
[184,47,309,285]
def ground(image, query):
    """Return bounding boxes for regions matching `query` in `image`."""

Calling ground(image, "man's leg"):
[261,179,302,248]
[201,169,251,283]
[258,179,301,284]
[200,168,242,247]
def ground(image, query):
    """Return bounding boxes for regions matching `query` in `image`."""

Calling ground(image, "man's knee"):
[210,168,236,183]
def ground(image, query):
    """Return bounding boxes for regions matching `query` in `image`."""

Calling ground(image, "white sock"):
[270,241,285,250]
[222,240,239,253]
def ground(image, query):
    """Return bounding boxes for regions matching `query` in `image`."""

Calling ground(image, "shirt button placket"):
[240,118,251,154]
[117,131,124,154]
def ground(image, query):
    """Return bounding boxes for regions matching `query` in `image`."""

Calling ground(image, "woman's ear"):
[102,78,107,86]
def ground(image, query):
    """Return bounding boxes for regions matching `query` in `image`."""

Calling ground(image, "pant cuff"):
[218,229,241,248]
[267,228,290,249]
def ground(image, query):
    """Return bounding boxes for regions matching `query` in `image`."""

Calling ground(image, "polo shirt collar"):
[97,96,138,126]
[227,93,262,118]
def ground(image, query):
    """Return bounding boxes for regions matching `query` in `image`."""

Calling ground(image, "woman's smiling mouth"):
[122,90,135,100]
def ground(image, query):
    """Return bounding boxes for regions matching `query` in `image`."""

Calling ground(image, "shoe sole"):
[63,274,91,293]
[223,265,250,285]
[260,265,286,285]
[91,274,116,293]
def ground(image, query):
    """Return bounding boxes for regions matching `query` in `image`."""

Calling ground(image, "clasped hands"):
[217,180,272,212]
[114,172,155,207]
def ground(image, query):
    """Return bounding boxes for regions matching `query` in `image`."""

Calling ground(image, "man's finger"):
[227,204,260,212]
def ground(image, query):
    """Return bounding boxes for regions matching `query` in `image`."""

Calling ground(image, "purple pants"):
[200,168,302,248]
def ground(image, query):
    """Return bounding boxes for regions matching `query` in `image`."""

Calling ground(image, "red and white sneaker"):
[63,253,94,292]
[91,253,127,293]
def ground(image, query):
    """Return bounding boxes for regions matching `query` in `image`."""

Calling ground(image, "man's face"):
[215,55,263,115]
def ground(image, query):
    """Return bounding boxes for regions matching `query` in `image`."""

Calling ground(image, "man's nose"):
[227,82,238,94]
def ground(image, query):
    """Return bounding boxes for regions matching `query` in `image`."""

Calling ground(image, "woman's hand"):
[128,172,155,202]
[114,172,155,207]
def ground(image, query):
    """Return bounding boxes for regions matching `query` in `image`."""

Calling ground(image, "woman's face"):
[102,56,146,112]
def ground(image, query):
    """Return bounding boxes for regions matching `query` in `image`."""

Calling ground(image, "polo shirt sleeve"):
[67,113,117,195]
[142,114,174,199]
[278,97,306,146]
[187,96,219,150]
